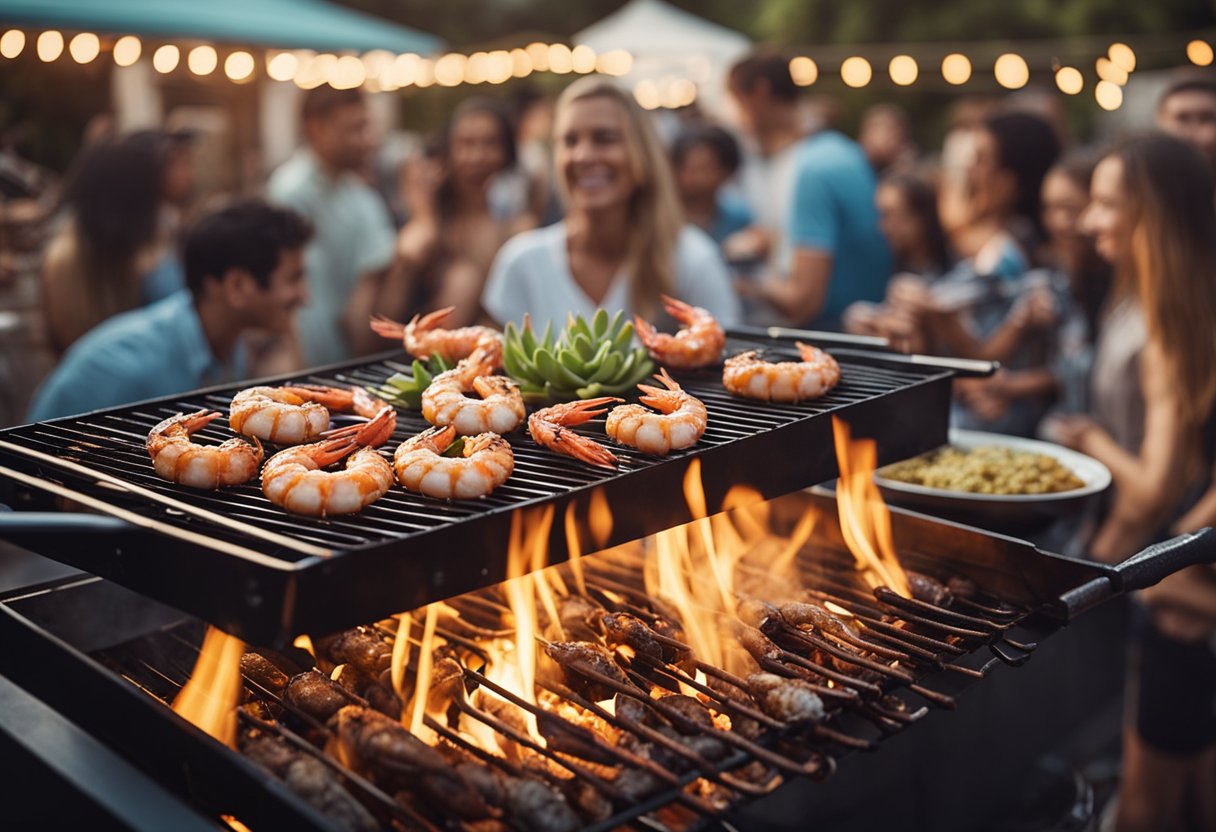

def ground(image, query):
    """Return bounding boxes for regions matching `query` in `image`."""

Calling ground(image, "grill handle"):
[1057,528,1216,618]
[726,326,999,378]
[0,511,131,535]
[1108,527,1216,593]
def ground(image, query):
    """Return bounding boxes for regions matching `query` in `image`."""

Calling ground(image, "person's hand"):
[400,156,444,220]
[955,375,1009,422]
[842,301,882,336]
[1040,413,1097,450]
[722,227,771,263]
[1008,286,1057,332]
[885,274,936,315]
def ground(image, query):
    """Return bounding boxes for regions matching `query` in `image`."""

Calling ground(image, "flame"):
[824,600,854,618]
[407,603,439,737]
[172,626,245,748]
[391,613,413,697]
[222,816,253,832]
[563,502,586,597]
[721,484,770,544]
[293,634,315,659]
[330,664,346,681]
[832,416,911,598]
[588,487,613,548]
[772,509,818,580]
[500,506,555,744]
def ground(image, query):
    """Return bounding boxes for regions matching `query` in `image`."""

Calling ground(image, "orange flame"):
[588,487,613,548]
[500,506,555,744]
[831,416,911,598]
[407,603,439,736]
[390,613,413,697]
[563,502,586,597]
[172,626,245,748]
[292,634,315,659]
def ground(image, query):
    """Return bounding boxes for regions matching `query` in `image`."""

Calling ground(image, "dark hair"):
[728,52,800,103]
[879,173,950,273]
[984,111,1060,239]
[183,199,312,295]
[301,85,365,123]
[442,97,517,168]
[1159,73,1216,109]
[1044,152,1110,332]
[670,124,743,176]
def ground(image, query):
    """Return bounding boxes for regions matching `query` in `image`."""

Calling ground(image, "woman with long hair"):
[395,98,534,326]
[482,77,740,332]
[41,129,194,354]
[1047,133,1216,832]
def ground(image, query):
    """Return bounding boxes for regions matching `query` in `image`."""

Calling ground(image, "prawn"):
[229,385,396,446]
[394,425,514,500]
[528,397,623,469]
[605,369,707,456]
[722,342,841,403]
[260,411,396,516]
[146,410,263,489]
[370,307,503,366]
[421,346,525,436]
[634,295,725,369]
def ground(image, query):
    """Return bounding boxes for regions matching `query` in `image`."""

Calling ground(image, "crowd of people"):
[2,51,1216,831]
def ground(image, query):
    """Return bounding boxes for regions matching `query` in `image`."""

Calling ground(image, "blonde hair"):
[555,77,684,319]
[1115,133,1216,429]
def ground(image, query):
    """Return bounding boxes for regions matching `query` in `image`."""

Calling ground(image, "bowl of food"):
[874,429,1111,535]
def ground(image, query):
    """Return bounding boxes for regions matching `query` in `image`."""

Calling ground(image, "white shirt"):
[738,139,803,276]
[482,222,741,333]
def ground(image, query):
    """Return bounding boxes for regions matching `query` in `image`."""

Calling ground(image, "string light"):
[571,44,596,73]
[1095,57,1128,86]
[68,32,99,64]
[36,31,63,62]
[361,49,394,83]
[634,79,660,110]
[463,51,489,84]
[386,53,420,87]
[266,51,299,82]
[888,54,917,86]
[1108,42,1136,72]
[486,50,513,84]
[789,56,818,86]
[414,57,435,88]
[434,52,465,87]
[1188,39,1214,67]
[187,44,217,76]
[994,53,1029,89]
[1095,80,1122,110]
[0,30,25,59]
[113,35,141,67]
[330,55,365,89]
[153,44,180,73]
[841,56,871,88]
[1055,66,1083,95]
[293,53,332,89]
[596,49,631,77]
[510,48,533,78]
[525,41,549,72]
[548,43,573,74]
[224,50,255,82]
[941,53,971,85]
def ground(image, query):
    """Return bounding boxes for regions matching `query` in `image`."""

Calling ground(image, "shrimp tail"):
[308,437,360,467]
[659,294,694,323]
[546,426,620,468]
[413,306,457,333]
[282,384,355,410]
[633,315,661,350]
[369,315,406,341]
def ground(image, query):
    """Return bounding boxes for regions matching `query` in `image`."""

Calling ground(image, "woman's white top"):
[482,221,742,332]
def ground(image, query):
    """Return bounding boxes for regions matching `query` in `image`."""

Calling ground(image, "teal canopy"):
[0,0,441,53]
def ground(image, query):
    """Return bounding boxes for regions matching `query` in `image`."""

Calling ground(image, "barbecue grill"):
[0,329,1211,831]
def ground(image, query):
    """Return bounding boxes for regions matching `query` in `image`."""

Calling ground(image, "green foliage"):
[370,354,454,409]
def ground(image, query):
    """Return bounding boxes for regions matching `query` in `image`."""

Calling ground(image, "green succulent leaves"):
[503,310,654,403]
[369,354,453,410]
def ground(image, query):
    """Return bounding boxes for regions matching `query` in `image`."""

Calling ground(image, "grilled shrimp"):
[527,397,622,469]
[605,369,707,456]
[393,425,514,500]
[147,410,263,489]
[370,306,503,366]
[421,347,525,436]
[634,294,725,369]
[260,411,396,516]
[230,384,395,446]
[722,341,840,403]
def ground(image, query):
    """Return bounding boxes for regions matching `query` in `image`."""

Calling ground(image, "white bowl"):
[874,429,1112,534]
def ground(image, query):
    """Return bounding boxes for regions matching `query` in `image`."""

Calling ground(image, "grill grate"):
[0,339,953,643]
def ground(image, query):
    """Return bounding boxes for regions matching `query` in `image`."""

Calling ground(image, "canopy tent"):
[574,0,750,114]
[0,0,441,54]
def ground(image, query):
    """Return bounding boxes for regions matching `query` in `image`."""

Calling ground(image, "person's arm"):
[480,234,532,327]
[677,229,742,327]
[761,247,833,324]
[760,161,837,324]
[1072,342,1193,561]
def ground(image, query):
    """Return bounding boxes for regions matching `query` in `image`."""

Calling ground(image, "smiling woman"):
[481,77,741,334]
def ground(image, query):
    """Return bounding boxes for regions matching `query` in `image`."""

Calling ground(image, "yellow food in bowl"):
[880,446,1086,495]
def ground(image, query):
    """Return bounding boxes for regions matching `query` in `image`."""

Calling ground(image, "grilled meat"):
[780,601,860,640]
[502,777,582,832]
[600,612,666,662]
[332,705,494,820]
[735,597,781,634]
[612,767,665,802]
[429,656,465,710]
[323,629,392,679]
[364,680,402,720]
[242,735,378,832]
[544,641,632,702]
[286,670,355,723]
[657,694,715,735]
[735,622,784,664]
[240,652,289,694]
[947,575,978,599]
[553,594,605,643]
[906,571,952,606]
[746,672,825,724]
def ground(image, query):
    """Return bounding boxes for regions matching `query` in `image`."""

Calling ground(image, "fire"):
[390,613,413,697]
[172,626,245,748]
[588,486,613,548]
[293,634,315,658]
[563,502,587,596]
[407,603,439,737]
[831,416,911,598]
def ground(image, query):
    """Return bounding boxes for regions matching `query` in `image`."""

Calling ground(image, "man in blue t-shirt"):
[727,53,892,331]
[28,200,312,421]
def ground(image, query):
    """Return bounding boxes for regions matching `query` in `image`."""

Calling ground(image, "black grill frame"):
[0,339,952,644]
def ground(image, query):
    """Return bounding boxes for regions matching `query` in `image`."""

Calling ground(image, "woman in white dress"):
[482,76,740,333]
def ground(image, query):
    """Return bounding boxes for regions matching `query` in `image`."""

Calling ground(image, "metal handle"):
[0,511,131,535]
[825,348,999,378]
[727,325,893,350]
[1110,528,1216,593]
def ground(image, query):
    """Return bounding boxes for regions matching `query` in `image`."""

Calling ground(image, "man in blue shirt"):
[28,199,312,421]
[728,53,892,331]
